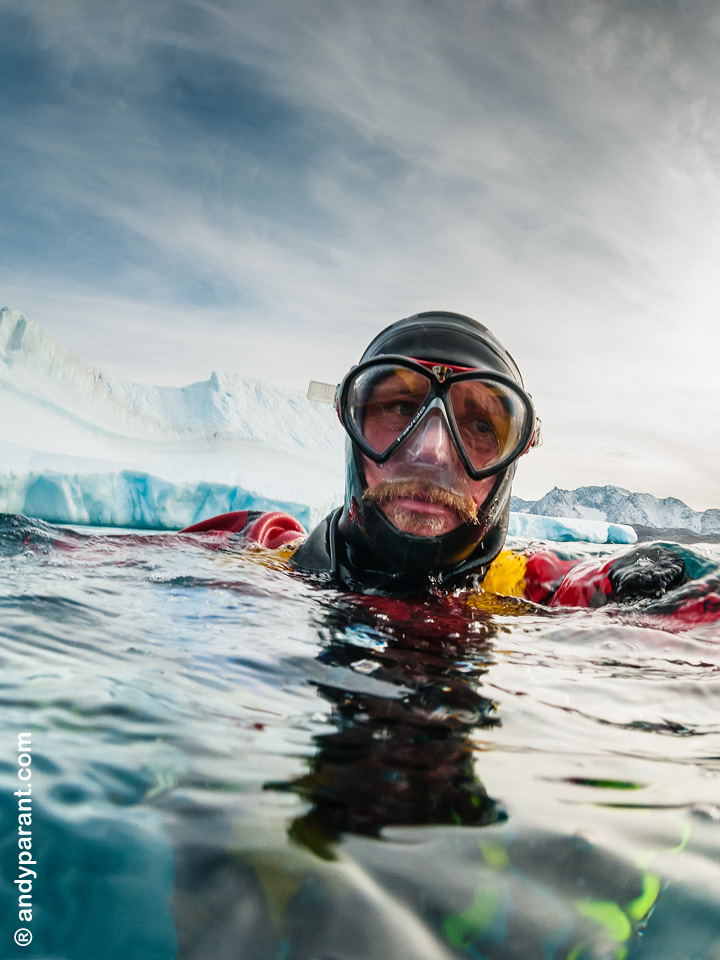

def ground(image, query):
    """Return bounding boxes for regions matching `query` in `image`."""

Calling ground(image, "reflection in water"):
[173,589,513,960]
[275,592,505,856]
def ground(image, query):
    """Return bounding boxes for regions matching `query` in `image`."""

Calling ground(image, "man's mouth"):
[363,480,479,524]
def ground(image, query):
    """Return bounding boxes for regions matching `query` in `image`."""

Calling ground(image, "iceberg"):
[507,512,635,545]
[0,307,634,543]
[0,307,345,530]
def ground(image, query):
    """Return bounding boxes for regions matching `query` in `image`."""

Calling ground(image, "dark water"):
[1,515,719,960]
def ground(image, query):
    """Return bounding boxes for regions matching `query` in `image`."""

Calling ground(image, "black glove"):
[608,545,687,604]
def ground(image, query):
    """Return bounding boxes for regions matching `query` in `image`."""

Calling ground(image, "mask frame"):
[335,355,541,481]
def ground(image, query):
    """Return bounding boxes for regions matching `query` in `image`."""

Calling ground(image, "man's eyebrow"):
[455,383,505,402]
[370,371,418,394]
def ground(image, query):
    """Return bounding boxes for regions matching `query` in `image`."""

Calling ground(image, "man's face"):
[359,368,500,537]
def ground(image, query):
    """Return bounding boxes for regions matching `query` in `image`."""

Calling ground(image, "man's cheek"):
[471,479,495,506]
[362,456,382,486]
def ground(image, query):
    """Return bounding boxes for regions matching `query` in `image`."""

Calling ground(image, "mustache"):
[363,480,479,524]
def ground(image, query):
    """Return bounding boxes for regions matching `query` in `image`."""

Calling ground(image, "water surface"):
[1,515,719,959]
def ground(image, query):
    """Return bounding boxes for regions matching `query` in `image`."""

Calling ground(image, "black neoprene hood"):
[359,311,524,384]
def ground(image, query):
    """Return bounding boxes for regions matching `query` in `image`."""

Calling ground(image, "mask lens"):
[346,364,432,456]
[448,379,529,471]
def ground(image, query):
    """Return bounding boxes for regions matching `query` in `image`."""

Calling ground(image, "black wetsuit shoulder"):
[288,511,337,575]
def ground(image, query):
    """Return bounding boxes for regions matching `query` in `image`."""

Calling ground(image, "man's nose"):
[403,409,457,466]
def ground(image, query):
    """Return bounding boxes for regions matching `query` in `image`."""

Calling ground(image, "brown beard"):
[363,479,479,524]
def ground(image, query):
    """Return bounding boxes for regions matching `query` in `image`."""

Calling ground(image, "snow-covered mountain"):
[511,486,720,535]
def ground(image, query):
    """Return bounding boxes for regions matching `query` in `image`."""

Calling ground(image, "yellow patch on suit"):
[464,550,535,615]
[480,549,527,598]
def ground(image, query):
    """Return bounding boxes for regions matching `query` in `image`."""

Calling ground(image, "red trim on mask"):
[412,358,477,373]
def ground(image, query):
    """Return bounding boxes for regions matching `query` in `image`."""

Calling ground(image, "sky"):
[2,0,720,509]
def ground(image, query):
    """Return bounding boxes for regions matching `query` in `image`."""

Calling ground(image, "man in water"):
[184,311,693,607]
[290,309,541,593]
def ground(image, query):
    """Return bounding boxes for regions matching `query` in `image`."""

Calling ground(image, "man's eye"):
[394,400,418,416]
[382,399,419,418]
[472,419,494,434]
